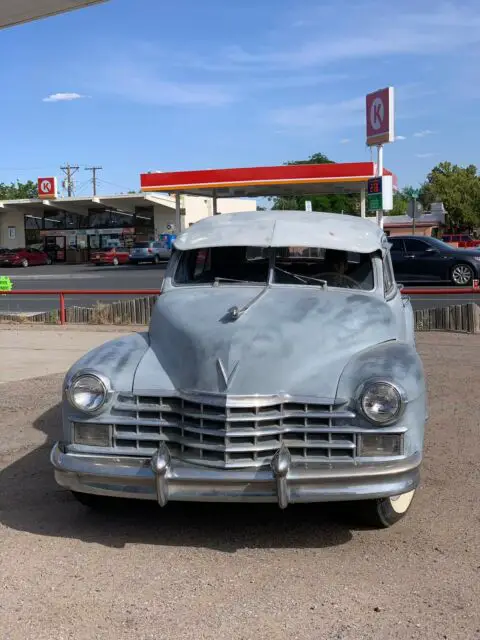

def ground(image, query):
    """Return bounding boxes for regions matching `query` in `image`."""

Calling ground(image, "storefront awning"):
[0,193,174,217]
[140,162,398,198]
[0,0,109,29]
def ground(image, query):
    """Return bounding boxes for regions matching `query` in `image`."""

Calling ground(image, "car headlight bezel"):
[356,379,406,426]
[65,370,113,414]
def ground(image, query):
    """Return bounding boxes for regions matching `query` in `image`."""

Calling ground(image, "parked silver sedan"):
[129,241,170,264]
[51,210,428,528]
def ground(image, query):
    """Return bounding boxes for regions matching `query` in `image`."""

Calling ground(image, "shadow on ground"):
[0,400,359,551]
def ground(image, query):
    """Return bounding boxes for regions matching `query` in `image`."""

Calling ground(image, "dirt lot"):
[0,332,479,640]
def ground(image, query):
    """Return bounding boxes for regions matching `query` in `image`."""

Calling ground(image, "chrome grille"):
[109,394,358,468]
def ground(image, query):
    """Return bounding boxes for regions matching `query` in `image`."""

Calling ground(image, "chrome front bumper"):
[51,442,421,508]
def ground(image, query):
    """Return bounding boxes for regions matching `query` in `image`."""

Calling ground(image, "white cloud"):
[416,152,436,158]
[340,138,351,144]
[42,92,88,103]
[272,96,365,132]
[395,135,407,141]
[90,55,234,107]
[413,129,436,137]
[270,84,428,133]
[213,4,480,71]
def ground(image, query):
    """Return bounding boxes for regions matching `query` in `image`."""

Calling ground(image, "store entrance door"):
[44,236,66,263]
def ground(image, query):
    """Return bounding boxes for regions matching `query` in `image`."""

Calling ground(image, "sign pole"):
[366,86,395,228]
[376,145,384,228]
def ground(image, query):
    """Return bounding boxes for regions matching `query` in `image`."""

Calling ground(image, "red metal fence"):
[0,287,479,325]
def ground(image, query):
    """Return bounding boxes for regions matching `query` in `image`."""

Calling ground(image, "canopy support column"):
[175,193,181,232]
[360,188,366,218]
[212,190,218,216]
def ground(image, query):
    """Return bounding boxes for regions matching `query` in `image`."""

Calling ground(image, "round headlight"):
[68,374,108,412]
[359,381,403,425]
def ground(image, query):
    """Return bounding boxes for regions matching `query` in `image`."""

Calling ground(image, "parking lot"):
[0,329,478,640]
[0,263,478,314]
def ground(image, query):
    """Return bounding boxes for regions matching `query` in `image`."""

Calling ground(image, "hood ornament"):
[216,358,239,391]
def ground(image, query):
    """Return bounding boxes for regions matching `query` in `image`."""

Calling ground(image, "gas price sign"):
[367,176,393,212]
[367,177,383,211]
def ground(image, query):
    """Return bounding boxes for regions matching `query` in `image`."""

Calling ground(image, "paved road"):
[0,263,166,314]
[0,331,478,640]
[0,263,478,313]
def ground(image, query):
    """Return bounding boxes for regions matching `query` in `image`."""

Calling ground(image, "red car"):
[0,247,51,267]
[441,234,480,248]
[91,247,130,266]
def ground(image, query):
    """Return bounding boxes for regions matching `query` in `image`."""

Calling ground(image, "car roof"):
[175,210,388,254]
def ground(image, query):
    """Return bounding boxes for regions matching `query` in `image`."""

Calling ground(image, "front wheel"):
[153,255,160,265]
[112,257,119,266]
[21,259,29,268]
[357,489,416,528]
[451,263,473,286]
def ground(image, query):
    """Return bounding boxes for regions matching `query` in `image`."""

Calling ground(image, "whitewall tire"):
[358,489,416,528]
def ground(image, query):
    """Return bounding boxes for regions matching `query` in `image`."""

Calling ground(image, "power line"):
[85,166,103,196]
[60,163,80,197]
[96,177,138,193]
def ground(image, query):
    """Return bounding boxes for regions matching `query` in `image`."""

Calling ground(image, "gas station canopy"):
[0,0,108,29]
[140,162,397,198]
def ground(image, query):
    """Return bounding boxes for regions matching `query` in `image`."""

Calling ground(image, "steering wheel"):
[313,272,362,289]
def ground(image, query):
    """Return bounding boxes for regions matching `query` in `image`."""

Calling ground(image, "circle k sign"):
[366,87,395,146]
[38,177,57,199]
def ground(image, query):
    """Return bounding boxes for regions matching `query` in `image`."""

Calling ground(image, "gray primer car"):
[51,210,428,528]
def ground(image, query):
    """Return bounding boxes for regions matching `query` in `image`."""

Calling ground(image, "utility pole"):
[60,163,79,197]
[85,166,103,196]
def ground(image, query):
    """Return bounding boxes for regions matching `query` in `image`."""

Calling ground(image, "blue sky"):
[1,0,479,196]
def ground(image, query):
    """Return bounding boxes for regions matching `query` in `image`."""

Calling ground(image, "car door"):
[402,238,447,282]
[388,238,408,280]
[29,248,42,265]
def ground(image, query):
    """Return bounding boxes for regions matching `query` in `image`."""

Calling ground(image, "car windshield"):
[174,246,375,290]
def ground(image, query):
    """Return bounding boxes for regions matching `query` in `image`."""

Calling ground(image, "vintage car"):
[51,210,428,528]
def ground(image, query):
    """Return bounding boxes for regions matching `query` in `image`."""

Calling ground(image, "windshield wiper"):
[274,266,327,287]
[213,277,261,286]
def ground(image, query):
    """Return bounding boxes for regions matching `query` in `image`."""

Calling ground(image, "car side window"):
[389,238,405,253]
[153,242,162,248]
[383,252,396,297]
[404,239,429,253]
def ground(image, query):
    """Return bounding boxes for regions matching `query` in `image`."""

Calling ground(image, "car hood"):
[134,286,398,399]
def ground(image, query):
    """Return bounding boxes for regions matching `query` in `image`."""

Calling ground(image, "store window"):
[88,208,111,228]
[43,209,65,229]
[135,206,154,238]
[25,213,43,229]
[25,229,41,248]
[65,211,89,229]
[88,208,135,228]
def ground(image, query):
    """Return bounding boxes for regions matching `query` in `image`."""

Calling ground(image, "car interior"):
[175,246,374,290]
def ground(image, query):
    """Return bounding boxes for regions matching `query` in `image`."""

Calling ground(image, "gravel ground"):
[0,332,479,640]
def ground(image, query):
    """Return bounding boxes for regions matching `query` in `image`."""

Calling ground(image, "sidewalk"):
[0,325,137,384]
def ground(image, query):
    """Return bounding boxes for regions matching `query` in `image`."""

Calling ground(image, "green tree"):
[390,185,424,216]
[0,180,38,199]
[421,162,480,228]
[271,152,359,214]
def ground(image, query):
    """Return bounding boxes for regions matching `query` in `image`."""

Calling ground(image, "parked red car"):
[91,247,130,266]
[441,233,480,248]
[0,247,51,267]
